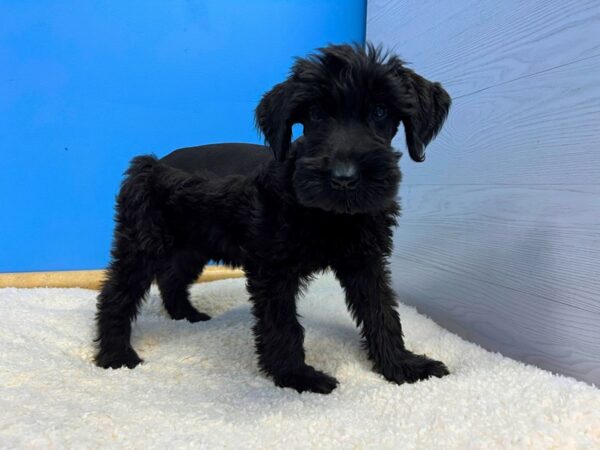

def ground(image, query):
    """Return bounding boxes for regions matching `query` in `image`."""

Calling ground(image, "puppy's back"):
[161,143,272,177]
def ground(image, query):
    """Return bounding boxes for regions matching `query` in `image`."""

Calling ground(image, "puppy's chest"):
[264,212,374,263]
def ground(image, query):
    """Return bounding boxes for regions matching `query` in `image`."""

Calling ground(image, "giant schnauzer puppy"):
[94,43,451,394]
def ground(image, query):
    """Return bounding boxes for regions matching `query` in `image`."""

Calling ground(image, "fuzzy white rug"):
[1,274,599,449]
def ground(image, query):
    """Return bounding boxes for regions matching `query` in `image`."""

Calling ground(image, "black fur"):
[94,43,451,394]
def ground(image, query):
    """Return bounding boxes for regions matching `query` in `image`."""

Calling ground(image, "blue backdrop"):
[0,0,366,272]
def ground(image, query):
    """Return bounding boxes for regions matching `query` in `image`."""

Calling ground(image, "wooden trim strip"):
[0,266,244,290]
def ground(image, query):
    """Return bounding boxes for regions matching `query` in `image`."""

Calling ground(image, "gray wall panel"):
[367,0,600,384]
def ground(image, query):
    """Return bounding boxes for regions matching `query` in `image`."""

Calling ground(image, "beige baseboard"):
[0,266,244,290]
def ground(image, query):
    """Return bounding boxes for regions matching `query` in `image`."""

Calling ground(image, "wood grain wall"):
[367,0,600,385]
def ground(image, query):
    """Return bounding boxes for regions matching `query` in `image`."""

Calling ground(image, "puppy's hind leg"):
[156,250,211,323]
[94,154,165,369]
[94,239,155,369]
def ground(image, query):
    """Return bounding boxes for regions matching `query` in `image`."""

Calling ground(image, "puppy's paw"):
[273,365,339,394]
[95,347,143,369]
[378,352,449,385]
[168,306,211,323]
[184,310,211,323]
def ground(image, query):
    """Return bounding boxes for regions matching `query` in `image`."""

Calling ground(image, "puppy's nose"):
[330,162,359,190]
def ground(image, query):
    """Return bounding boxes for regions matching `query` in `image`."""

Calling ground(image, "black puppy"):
[94,44,451,394]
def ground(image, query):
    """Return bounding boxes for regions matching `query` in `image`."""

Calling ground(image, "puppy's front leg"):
[334,260,449,385]
[246,270,338,394]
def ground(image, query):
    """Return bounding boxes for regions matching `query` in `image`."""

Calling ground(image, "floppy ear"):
[397,68,451,162]
[255,80,297,162]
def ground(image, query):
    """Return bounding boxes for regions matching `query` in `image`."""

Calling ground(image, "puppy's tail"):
[113,155,171,257]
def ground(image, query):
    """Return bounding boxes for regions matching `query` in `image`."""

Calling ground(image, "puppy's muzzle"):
[330,161,359,191]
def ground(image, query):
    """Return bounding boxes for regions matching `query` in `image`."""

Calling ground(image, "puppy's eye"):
[372,104,388,121]
[309,107,326,123]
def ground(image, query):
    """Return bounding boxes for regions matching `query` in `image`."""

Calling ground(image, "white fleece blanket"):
[1,274,599,449]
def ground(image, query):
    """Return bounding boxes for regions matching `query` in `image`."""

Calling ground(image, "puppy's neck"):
[254,157,296,205]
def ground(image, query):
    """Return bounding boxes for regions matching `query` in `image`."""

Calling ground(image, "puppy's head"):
[256,43,451,214]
